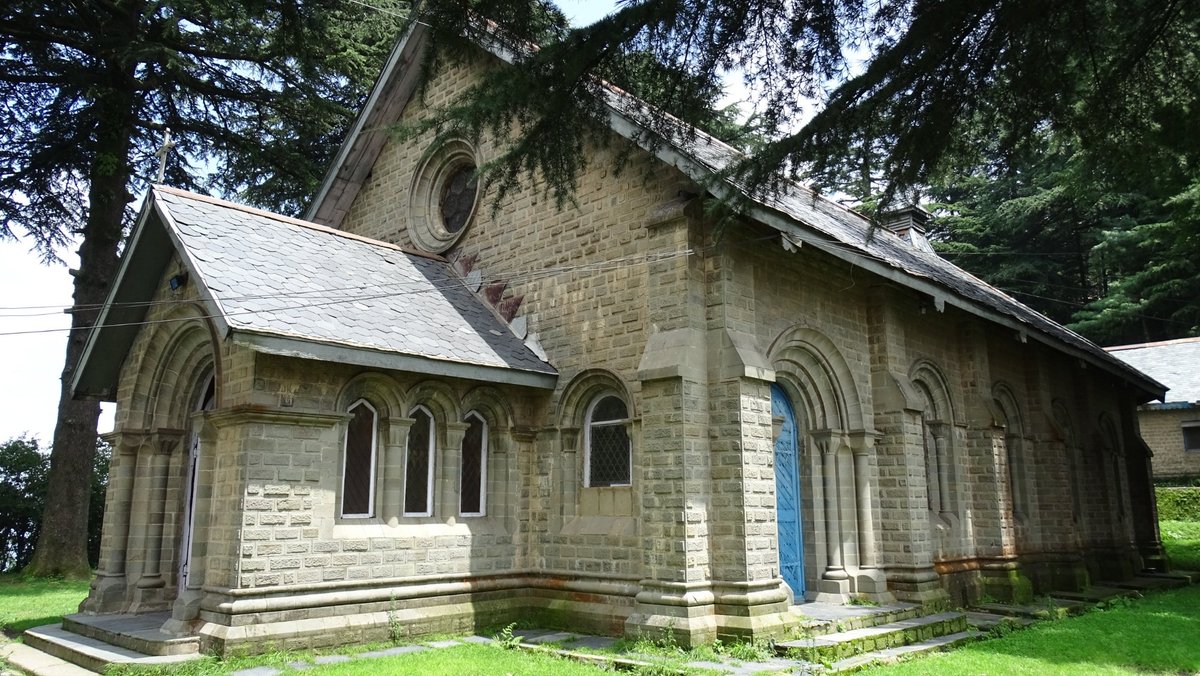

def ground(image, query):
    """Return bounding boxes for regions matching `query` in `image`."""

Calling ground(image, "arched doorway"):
[772,383,806,599]
[178,375,215,588]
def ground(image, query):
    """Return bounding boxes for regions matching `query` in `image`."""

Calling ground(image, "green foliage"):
[0,436,108,573]
[420,1,1199,215]
[1157,488,1200,521]
[0,437,49,573]
[0,0,408,246]
[1160,519,1200,570]
[493,622,524,650]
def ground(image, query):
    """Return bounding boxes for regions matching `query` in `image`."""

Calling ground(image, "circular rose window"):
[408,139,481,253]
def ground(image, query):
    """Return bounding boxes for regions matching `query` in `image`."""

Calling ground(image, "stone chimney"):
[882,205,935,254]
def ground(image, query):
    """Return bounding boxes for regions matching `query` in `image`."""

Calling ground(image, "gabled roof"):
[72,186,556,400]
[307,22,1163,401]
[1107,337,1200,405]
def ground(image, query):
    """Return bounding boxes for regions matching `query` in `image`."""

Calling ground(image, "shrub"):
[0,436,110,572]
[1156,487,1200,521]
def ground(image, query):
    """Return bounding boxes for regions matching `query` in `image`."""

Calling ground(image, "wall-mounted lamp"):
[169,272,189,291]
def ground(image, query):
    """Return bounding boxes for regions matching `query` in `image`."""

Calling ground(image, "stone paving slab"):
[1049,586,1140,603]
[360,645,427,657]
[523,631,580,645]
[426,639,462,648]
[230,667,280,676]
[313,654,352,664]
[460,635,493,644]
[563,635,618,650]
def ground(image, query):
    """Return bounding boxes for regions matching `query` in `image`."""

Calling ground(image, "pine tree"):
[0,0,406,577]
[417,0,1197,212]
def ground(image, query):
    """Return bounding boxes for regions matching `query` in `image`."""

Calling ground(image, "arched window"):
[584,395,631,487]
[404,405,435,516]
[993,386,1027,520]
[341,400,378,518]
[461,412,487,516]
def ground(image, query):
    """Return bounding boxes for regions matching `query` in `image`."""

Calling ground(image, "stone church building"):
[71,23,1167,654]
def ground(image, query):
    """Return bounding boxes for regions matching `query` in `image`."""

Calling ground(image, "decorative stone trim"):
[408,138,480,254]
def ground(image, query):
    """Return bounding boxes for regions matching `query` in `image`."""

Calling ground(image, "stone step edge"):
[23,624,201,673]
[828,630,984,673]
[62,615,199,657]
[971,600,1088,621]
[0,639,97,676]
[776,612,967,661]
[791,603,929,638]
[963,611,1036,631]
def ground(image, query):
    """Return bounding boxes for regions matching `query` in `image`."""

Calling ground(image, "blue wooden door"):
[772,384,806,598]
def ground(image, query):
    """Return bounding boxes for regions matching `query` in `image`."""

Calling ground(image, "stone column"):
[849,433,891,598]
[928,423,951,517]
[441,421,470,518]
[382,418,412,526]
[82,437,138,613]
[812,431,849,600]
[131,431,182,612]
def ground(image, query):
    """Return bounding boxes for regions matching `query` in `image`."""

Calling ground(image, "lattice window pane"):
[342,403,375,516]
[405,409,432,514]
[461,415,485,514]
[589,423,630,487]
[439,165,478,233]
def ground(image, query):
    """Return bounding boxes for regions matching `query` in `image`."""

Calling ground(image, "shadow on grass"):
[946,588,1200,674]
[5,615,67,637]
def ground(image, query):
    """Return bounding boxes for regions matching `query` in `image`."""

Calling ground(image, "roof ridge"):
[152,185,446,262]
[1105,335,1200,351]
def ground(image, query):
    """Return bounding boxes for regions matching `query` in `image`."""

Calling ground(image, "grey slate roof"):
[603,91,1164,398]
[71,187,555,399]
[307,22,1163,400]
[1107,337,1200,404]
[156,188,554,378]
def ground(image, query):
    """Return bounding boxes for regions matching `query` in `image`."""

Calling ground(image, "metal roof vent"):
[882,205,935,254]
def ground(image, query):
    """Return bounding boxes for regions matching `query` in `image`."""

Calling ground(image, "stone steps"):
[963,610,1037,631]
[22,624,201,673]
[972,597,1090,621]
[62,612,199,656]
[776,611,968,663]
[1048,585,1141,604]
[1100,575,1189,592]
[828,629,983,673]
[791,601,924,636]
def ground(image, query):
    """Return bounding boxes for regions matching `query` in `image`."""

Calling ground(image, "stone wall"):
[1140,407,1200,479]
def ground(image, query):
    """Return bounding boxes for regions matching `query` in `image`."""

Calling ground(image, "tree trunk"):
[25,51,138,579]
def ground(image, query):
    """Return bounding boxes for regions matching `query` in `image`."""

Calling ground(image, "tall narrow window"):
[341,400,378,518]
[405,406,435,516]
[461,412,487,516]
[585,395,631,487]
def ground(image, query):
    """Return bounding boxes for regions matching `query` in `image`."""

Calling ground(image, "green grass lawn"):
[862,585,1200,675]
[0,574,90,637]
[6,518,1200,675]
[1161,519,1200,570]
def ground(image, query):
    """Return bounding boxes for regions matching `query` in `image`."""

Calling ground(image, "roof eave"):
[305,22,426,227]
[232,330,558,390]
